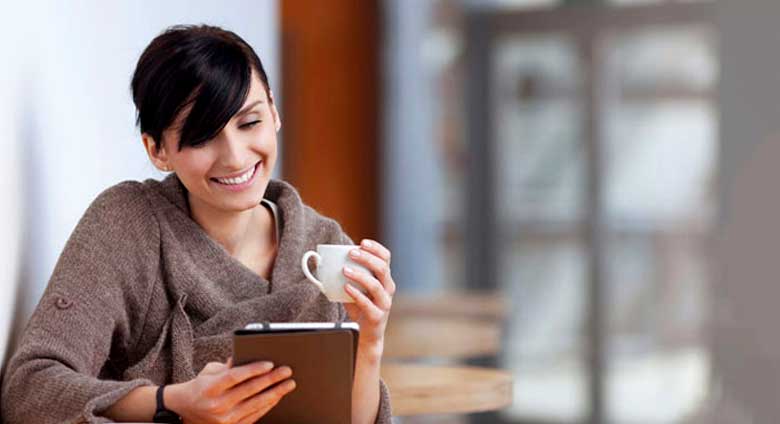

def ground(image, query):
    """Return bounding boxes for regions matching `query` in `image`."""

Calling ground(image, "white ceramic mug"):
[301,244,370,302]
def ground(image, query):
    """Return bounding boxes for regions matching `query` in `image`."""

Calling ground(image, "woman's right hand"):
[167,359,296,424]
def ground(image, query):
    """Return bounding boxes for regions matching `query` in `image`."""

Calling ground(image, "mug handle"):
[301,251,325,292]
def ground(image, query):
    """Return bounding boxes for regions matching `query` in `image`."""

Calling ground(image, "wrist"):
[163,382,187,417]
[357,339,384,364]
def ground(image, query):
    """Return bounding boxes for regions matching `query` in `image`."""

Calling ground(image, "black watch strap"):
[153,385,182,423]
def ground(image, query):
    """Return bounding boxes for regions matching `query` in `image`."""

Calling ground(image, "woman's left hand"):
[342,239,396,354]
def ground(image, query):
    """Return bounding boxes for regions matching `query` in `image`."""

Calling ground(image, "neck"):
[188,195,270,257]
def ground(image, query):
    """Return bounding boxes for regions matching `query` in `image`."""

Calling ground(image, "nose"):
[215,130,246,169]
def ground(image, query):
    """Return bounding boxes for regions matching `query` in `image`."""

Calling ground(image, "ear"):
[141,133,173,172]
[269,90,282,132]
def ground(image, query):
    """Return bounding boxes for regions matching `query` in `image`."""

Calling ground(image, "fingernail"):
[350,249,361,257]
[344,266,354,274]
[362,240,373,248]
[262,361,274,370]
[287,379,297,390]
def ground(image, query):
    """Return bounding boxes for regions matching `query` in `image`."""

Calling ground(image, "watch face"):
[153,410,181,423]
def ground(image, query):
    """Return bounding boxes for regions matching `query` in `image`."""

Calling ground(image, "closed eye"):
[240,120,261,129]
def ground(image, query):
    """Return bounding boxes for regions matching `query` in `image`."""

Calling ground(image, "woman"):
[1,24,394,424]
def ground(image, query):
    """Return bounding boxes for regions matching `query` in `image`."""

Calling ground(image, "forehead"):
[246,70,268,102]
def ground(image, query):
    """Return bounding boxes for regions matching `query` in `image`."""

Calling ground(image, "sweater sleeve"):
[1,182,160,424]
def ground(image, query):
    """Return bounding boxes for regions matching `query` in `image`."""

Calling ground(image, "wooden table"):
[384,316,502,359]
[381,362,513,416]
[393,291,509,320]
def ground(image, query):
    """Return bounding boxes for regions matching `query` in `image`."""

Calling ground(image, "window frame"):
[464,2,717,423]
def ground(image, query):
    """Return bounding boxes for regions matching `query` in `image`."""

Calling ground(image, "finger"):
[214,360,275,392]
[234,378,297,423]
[349,248,392,286]
[344,284,385,323]
[226,357,233,368]
[238,408,269,424]
[360,239,391,264]
[343,266,392,311]
[225,365,292,406]
[349,248,396,296]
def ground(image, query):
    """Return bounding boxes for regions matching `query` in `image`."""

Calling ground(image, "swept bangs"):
[131,24,270,150]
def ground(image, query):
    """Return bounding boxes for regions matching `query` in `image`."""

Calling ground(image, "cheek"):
[243,129,277,164]
[174,150,215,181]
[259,128,278,155]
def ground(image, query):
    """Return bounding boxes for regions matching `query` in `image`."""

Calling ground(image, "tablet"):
[232,322,360,424]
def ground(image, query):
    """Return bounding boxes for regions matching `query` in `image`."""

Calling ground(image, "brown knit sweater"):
[1,174,392,423]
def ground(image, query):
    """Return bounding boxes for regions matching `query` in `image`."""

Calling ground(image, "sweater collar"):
[152,173,310,288]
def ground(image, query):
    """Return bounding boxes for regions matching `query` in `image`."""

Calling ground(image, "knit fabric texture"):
[1,174,392,423]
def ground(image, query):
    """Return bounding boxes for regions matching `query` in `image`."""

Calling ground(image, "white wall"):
[0,7,26,367]
[0,0,279,365]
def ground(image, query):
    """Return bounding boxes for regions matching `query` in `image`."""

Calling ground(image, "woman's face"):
[146,71,280,214]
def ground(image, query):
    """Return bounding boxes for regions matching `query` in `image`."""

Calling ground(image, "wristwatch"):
[153,385,182,423]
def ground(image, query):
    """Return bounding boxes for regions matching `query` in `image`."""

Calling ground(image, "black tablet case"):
[233,327,358,424]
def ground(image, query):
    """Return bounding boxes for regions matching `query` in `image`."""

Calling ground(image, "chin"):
[220,194,263,212]
[223,184,269,211]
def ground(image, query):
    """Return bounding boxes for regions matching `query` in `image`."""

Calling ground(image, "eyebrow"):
[236,99,264,116]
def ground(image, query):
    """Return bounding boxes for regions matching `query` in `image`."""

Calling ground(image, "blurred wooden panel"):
[382,362,514,416]
[280,0,380,240]
[384,316,502,359]
[393,291,510,321]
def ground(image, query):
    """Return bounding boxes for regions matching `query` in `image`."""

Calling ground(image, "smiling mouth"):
[210,161,260,186]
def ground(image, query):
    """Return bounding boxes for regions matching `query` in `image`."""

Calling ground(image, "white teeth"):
[215,165,255,185]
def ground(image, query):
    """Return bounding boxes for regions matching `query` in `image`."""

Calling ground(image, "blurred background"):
[4,0,780,423]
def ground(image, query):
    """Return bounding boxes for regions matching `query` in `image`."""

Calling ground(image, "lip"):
[212,162,260,179]
[210,161,261,192]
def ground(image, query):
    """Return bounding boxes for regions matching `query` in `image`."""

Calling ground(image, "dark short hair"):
[131,24,271,150]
